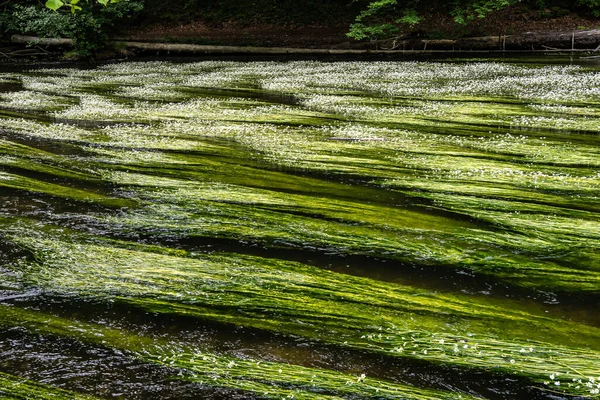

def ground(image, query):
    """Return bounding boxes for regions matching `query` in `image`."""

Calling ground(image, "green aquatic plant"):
[0,59,599,399]
[0,304,478,400]
[0,91,73,112]
[1,62,599,294]
[2,227,599,398]
[0,372,97,400]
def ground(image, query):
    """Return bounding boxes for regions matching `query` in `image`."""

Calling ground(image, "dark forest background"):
[1,0,600,57]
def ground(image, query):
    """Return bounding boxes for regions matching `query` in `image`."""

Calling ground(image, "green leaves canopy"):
[45,0,118,12]
[347,0,600,40]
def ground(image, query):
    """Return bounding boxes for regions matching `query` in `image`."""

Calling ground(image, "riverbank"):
[2,4,600,62]
[6,33,600,65]
[118,4,600,49]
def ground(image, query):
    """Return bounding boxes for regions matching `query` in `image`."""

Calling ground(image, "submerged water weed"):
[21,61,600,103]
[0,60,599,399]
[91,168,600,293]
[4,228,600,398]
[0,371,98,400]
[3,63,598,292]
[0,304,477,400]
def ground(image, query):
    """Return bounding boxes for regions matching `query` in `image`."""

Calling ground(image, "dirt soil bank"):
[119,6,600,49]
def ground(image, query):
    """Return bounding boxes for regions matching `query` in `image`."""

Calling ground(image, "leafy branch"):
[45,0,119,12]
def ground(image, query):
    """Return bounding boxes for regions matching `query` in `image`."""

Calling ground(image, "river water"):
[0,58,598,399]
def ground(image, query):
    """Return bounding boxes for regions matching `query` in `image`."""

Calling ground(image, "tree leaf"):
[45,0,65,11]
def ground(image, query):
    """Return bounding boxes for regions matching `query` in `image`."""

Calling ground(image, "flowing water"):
[0,58,599,399]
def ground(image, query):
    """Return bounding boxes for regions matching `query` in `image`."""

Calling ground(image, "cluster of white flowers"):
[300,94,451,118]
[544,373,600,396]
[528,103,598,116]
[511,114,599,131]
[21,74,86,96]
[115,83,184,100]
[0,171,13,180]
[0,90,71,111]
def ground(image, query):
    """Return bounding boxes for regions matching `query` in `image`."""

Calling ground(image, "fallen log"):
[10,32,600,55]
[10,35,400,55]
[506,29,600,50]
[399,34,596,51]
[11,35,74,47]
[393,30,600,51]
[103,36,600,54]
[112,41,384,55]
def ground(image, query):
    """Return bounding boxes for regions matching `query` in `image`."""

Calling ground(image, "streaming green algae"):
[6,229,600,344]
[0,59,599,399]
[4,217,600,393]
[0,304,478,400]
[0,372,97,400]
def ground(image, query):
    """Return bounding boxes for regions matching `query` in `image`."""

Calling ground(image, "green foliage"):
[347,0,423,40]
[3,0,143,57]
[347,22,398,40]
[450,0,522,24]
[350,11,422,41]
[578,0,600,15]
[45,0,66,12]
[348,0,525,40]
[45,0,119,12]
[347,0,600,40]
[4,5,74,38]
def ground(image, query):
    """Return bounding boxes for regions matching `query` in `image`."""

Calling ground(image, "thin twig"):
[34,45,52,54]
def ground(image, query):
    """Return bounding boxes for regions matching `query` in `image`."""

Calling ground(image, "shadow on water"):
[0,188,134,217]
[101,53,599,65]
[0,81,24,93]
[0,163,116,195]
[178,86,301,106]
[0,107,150,129]
[1,128,98,158]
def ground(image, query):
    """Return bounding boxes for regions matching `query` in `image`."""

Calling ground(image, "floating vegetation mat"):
[0,59,599,399]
